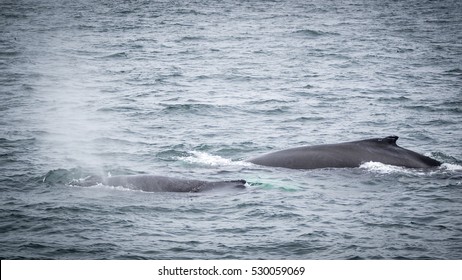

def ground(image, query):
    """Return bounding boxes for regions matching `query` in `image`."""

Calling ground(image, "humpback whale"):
[248,136,441,170]
[71,174,246,192]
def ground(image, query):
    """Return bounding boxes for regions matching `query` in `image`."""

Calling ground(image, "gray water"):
[1,0,461,259]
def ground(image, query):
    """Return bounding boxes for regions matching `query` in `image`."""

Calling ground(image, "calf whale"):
[248,136,441,170]
[71,174,246,192]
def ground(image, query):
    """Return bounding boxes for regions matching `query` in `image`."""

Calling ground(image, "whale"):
[248,136,441,170]
[70,174,246,193]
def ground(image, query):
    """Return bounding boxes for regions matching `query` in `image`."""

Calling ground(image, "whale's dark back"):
[248,136,441,169]
[73,175,246,193]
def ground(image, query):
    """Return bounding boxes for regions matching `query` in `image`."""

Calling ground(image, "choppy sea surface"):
[1,0,461,259]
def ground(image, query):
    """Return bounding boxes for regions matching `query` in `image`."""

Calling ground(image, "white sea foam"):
[179,151,252,167]
[72,181,133,192]
[359,161,415,174]
[441,163,462,171]
[360,161,462,175]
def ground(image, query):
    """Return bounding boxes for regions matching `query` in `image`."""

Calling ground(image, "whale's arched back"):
[248,136,441,169]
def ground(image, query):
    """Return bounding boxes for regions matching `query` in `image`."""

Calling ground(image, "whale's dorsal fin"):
[379,135,399,145]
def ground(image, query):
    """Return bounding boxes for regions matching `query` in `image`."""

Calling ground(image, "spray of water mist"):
[33,46,108,179]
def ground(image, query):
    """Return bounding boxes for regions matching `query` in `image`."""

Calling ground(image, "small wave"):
[160,103,220,114]
[0,50,21,57]
[101,52,128,59]
[176,9,207,16]
[176,35,206,42]
[178,151,251,167]
[293,29,329,37]
[377,96,411,102]
[444,68,462,76]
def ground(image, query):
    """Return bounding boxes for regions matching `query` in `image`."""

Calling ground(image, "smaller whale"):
[70,174,246,193]
[248,136,441,170]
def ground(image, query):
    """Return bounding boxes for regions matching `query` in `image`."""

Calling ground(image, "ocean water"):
[1,0,461,259]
